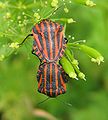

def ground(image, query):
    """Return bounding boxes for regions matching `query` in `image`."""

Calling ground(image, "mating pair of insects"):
[20,19,68,97]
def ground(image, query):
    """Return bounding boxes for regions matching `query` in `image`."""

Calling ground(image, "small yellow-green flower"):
[45,1,48,5]
[34,13,40,20]
[68,35,71,38]
[67,18,76,23]
[18,21,21,24]
[79,45,104,65]
[64,7,69,13]
[91,56,104,65]
[64,48,86,81]
[86,0,96,7]
[69,72,77,79]
[51,0,58,8]
[78,72,86,81]
[17,16,21,20]
[4,12,11,19]
[72,37,75,40]
[72,59,79,66]
[0,55,5,61]
[60,56,77,79]
[9,42,19,49]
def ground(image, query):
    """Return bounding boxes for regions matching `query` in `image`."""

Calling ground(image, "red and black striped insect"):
[20,19,68,97]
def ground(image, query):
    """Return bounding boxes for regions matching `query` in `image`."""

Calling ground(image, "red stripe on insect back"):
[35,24,43,48]
[55,64,58,96]
[49,63,52,96]
[40,22,49,59]
[58,30,64,58]
[38,74,42,90]
[60,74,66,92]
[59,29,63,52]
[33,32,42,54]
[51,22,56,59]
[54,24,60,57]
[45,20,53,60]
[43,63,47,94]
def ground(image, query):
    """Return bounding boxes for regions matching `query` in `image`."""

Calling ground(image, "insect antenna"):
[55,97,72,108]
[36,97,50,106]
[19,34,33,46]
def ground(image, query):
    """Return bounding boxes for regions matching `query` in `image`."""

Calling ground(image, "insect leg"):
[31,49,36,56]
[31,49,43,63]
[19,34,33,46]
[37,63,46,94]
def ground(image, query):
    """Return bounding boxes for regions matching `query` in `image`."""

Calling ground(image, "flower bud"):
[86,0,96,7]
[65,49,78,63]
[79,45,104,65]
[91,56,104,65]
[67,18,76,24]
[34,13,40,20]
[65,48,86,80]
[51,0,58,8]
[4,12,11,19]
[72,59,79,66]
[60,56,77,79]
[64,7,69,13]
[78,72,86,81]
[9,42,19,49]
[73,0,96,7]
[6,12,11,19]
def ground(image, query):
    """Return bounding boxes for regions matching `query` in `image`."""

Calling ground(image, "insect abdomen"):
[37,62,67,97]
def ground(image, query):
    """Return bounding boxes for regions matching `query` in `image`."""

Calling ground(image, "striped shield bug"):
[19,19,68,97]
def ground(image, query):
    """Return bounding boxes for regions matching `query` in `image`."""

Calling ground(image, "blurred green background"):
[0,0,108,120]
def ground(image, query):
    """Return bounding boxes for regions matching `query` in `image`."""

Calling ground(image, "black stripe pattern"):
[32,19,68,97]
[37,63,67,97]
[32,19,66,62]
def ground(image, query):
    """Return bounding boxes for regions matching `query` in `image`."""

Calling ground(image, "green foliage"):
[0,0,108,120]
